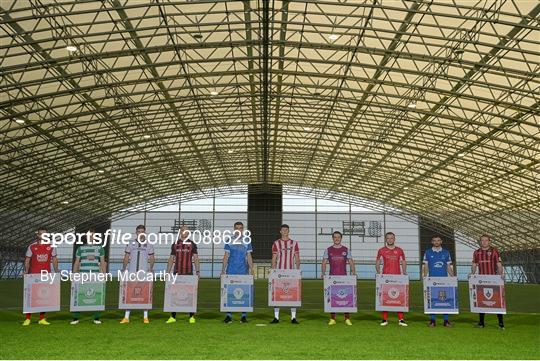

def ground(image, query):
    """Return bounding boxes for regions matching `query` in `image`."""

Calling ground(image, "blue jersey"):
[224,240,253,275]
[423,248,452,277]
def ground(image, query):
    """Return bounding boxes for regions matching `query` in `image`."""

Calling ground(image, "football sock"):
[291,308,297,320]
[274,308,280,319]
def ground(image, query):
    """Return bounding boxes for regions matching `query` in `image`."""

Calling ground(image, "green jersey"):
[76,245,104,272]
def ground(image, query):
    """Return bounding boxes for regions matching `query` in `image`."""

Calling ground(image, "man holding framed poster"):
[470,234,505,329]
[165,225,200,324]
[321,231,356,326]
[221,221,254,324]
[422,234,455,327]
[70,228,107,325]
[375,232,408,326]
[22,226,60,326]
[269,224,301,324]
[119,225,155,324]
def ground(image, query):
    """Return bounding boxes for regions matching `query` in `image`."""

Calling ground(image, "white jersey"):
[124,240,154,273]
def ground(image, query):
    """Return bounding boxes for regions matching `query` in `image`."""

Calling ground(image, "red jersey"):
[272,238,299,269]
[25,241,57,274]
[171,239,198,275]
[473,247,501,275]
[376,246,405,275]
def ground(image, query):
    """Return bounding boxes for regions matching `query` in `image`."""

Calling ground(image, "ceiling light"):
[66,45,77,52]
[236,180,241,183]
[61,201,69,204]
[328,34,339,41]
[210,90,219,96]
[15,119,25,124]
[97,170,105,173]
[228,150,234,154]
[304,127,311,131]
[408,102,416,109]
[143,135,151,139]
[457,152,466,157]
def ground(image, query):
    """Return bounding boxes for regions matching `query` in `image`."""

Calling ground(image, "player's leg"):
[120,310,130,323]
[290,307,299,324]
[398,312,407,326]
[71,312,81,324]
[93,311,101,324]
[380,311,388,326]
[477,313,485,327]
[143,309,149,323]
[443,314,451,327]
[328,313,336,325]
[271,308,280,323]
[497,314,504,329]
[22,313,31,326]
[38,312,50,325]
[166,312,177,323]
[223,312,232,323]
[344,312,352,326]
[429,314,436,327]
[240,312,248,323]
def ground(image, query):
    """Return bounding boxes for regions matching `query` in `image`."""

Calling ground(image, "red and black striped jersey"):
[473,247,502,275]
[171,239,198,275]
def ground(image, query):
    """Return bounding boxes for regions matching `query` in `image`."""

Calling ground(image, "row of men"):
[23,222,505,329]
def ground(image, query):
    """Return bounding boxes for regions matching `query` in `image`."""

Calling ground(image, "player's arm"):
[447,262,454,277]
[99,256,107,273]
[321,258,327,278]
[401,258,407,275]
[52,248,59,272]
[193,253,201,276]
[122,251,130,272]
[221,251,229,275]
[73,257,80,273]
[166,255,175,273]
[421,262,428,278]
[471,251,478,275]
[271,253,277,269]
[375,250,381,274]
[23,257,30,275]
[247,252,254,275]
[496,251,504,277]
[148,253,155,273]
[294,250,300,270]
[348,257,356,275]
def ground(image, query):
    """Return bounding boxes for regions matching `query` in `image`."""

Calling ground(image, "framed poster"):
[323,275,357,313]
[375,274,409,312]
[163,275,198,313]
[23,273,61,313]
[469,274,506,314]
[268,269,301,307]
[220,274,253,312]
[423,276,458,314]
[118,272,153,310]
[70,277,106,312]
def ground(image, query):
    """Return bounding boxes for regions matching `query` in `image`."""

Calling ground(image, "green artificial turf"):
[0,279,538,359]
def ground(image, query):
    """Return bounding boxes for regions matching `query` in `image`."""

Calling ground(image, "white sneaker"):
[399,320,408,327]
[70,320,79,325]
[93,319,102,324]
[380,320,388,326]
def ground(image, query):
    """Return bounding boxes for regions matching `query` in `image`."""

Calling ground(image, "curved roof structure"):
[1,1,539,250]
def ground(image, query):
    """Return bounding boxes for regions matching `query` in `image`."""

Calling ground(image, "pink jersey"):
[324,245,350,275]
[272,238,299,269]
[376,246,405,275]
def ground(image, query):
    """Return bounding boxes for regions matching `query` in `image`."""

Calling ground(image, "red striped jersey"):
[171,239,198,275]
[272,238,299,269]
[473,247,502,275]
